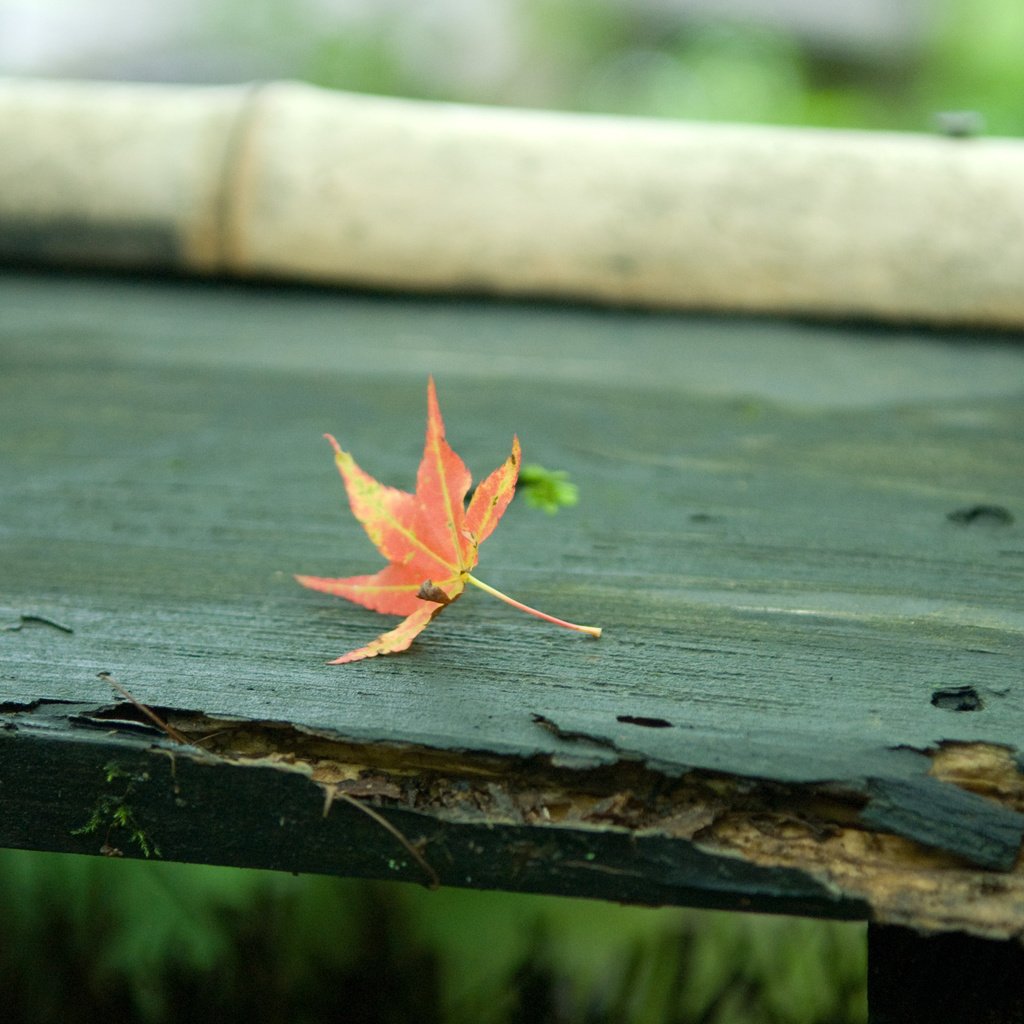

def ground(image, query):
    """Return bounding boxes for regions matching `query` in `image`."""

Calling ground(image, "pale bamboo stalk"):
[2,77,1024,327]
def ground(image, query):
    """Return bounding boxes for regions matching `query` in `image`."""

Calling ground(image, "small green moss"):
[72,762,161,858]
[518,464,579,515]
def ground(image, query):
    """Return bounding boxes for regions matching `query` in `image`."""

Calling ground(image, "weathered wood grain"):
[1,271,1022,932]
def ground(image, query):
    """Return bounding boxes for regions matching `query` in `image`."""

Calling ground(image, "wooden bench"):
[2,269,1023,1021]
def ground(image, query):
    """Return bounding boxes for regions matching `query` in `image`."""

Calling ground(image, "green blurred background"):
[2,0,1017,1019]
[0,849,866,1024]
[1,0,1022,135]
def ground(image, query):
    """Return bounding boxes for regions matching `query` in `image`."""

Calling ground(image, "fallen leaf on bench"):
[297,376,601,663]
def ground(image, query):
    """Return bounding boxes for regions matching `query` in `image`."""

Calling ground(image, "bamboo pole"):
[2,77,1023,328]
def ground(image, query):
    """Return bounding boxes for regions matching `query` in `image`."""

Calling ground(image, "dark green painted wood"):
[1,700,865,916]
[2,270,1023,897]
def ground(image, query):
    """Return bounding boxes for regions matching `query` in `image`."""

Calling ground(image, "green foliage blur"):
[198,0,1024,136]
[0,848,866,1024]
[518,464,580,515]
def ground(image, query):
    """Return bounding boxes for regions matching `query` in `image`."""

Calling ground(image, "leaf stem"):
[465,574,602,638]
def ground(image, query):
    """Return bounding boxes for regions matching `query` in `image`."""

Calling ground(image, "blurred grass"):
[283,0,1024,136]
[8,0,1023,134]
[0,847,866,1024]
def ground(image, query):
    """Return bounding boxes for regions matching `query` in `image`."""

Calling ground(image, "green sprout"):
[518,464,579,515]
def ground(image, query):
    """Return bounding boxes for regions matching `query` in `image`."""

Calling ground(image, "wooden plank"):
[1,701,860,916]
[2,270,1023,929]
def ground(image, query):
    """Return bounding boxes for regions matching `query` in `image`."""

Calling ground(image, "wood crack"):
[11,699,1021,937]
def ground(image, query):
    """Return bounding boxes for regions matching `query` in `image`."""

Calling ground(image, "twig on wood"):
[4,613,74,633]
[323,783,440,890]
[97,672,192,746]
[97,672,440,888]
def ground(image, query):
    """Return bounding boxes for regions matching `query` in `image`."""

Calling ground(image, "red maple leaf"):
[297,377,602,663]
